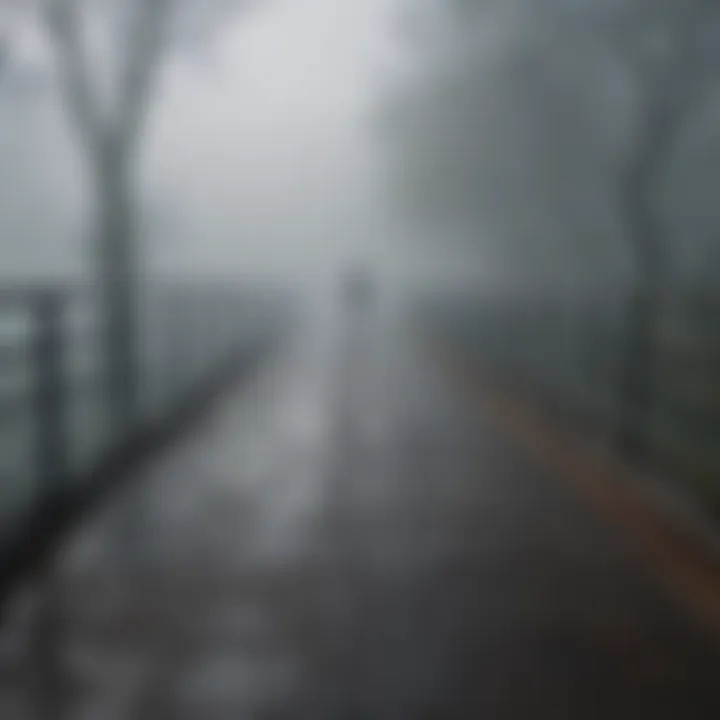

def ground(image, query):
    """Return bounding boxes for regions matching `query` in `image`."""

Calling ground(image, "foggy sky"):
[0,0,405,283]
[381,0,720,287]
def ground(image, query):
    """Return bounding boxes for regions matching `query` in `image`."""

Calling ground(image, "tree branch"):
[43,0,102,149]
[114,0,171,153]
[613,1,720,276]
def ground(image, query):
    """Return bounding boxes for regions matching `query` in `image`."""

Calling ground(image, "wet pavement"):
[1,300,719,718]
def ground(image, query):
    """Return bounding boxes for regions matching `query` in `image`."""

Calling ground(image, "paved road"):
[1,299,719,718]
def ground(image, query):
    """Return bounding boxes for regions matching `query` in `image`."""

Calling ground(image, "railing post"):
[168,291,188,405]
[33,291,67,502]
[31,290,67,720]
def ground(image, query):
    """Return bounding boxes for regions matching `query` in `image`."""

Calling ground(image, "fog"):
[0,0,404,284]
[381,0,720,289]
[3,1,720,288]
[2,2,720,717]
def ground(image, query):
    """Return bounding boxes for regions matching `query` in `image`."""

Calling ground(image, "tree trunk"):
[618,277,662,458]
[616,98,673,461]
[95,148,140,436]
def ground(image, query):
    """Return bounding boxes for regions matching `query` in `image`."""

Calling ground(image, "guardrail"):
[417,287,720,506]
[0,281,287,604]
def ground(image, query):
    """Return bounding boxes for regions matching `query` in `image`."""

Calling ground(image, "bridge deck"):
[0,309,718,718]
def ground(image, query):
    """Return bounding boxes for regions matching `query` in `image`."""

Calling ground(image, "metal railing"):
[418,287,720,503]
[0,281,285,564]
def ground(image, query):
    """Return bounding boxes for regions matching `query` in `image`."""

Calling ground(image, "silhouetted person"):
[0,37,7,77]
[341,266,375,313]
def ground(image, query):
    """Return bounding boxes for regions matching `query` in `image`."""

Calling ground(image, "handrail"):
[0,281,286,600]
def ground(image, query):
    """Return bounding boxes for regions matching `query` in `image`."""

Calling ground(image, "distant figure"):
[341,266,376,313]
[0,37,6,77]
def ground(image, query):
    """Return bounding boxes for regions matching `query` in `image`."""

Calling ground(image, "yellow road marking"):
[451,360,720,638]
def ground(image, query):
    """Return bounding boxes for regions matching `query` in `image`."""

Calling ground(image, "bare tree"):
[536,0,720,453]
[601,1,720,455]
[39,0,255,430]
[382,0,720,455]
